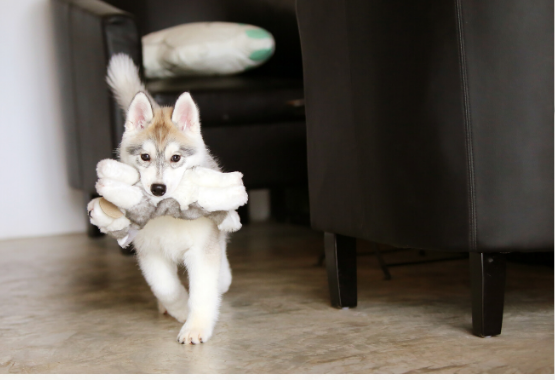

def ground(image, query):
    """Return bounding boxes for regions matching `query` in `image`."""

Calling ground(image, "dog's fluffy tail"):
[106,54,146,112]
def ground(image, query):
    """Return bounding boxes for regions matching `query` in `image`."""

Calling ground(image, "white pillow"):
[142,22,275,78]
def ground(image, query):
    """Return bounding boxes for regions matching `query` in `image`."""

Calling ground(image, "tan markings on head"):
[130,107,191,150]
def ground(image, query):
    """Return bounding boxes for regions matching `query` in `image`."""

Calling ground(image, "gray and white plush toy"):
[88,158,248,247]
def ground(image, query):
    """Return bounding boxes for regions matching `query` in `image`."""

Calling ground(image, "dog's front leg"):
[137,253,189,323]
[178,243,222,344]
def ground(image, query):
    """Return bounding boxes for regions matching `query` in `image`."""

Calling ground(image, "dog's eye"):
[171,155,181,163]
[141,153,150,161]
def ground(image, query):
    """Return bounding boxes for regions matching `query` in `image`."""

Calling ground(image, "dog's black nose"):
[151,184,166,196]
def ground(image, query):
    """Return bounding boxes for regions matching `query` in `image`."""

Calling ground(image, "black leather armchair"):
[53,0,308,235]
[297,0,553,337]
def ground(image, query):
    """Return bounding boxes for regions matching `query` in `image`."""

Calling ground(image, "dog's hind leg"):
[137,253,188,323]
[218,235,232,294]
[157,299,167,315]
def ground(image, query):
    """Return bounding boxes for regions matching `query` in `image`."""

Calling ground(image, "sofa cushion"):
[143,22,276,78]
[146,76,305,126]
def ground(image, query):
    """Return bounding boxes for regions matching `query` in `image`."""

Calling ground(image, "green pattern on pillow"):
[246,29,272,39]
[249,48,274,62]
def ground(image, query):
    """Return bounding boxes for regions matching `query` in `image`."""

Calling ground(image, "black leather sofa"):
[297,0,553,337]
[53,0,308,235]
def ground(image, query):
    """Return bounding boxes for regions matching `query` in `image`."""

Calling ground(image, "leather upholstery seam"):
[455,0,477,251]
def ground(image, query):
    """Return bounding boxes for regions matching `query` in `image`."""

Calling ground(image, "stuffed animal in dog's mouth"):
[88,158,248,247]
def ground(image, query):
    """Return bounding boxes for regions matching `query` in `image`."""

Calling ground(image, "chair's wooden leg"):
[324,232,357,308]
[470,252,507,337]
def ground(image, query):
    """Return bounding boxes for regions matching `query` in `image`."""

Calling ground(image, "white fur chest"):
[133,215,217,262]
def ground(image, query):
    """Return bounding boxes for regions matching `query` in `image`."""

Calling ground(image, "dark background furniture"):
[297,0,553,337]
[53,0,309,235]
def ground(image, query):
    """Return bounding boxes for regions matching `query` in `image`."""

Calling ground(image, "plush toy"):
[88,159,248,247]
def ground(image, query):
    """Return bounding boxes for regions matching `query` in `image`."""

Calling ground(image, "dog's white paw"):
[218,211,242,232]
[168,306,189,323]
[159,294,189,323]
[218,265,232,294]
[177,320,214,345]
[157,299,167,315]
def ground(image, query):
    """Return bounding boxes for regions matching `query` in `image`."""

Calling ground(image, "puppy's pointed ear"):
[172,92,200,133]
[126,92,153,131]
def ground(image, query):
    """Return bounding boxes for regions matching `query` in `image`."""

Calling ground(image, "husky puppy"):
[90,54,240,344]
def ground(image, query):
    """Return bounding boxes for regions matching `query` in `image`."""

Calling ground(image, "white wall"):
[0,0,272,240]
[0,0,86,240]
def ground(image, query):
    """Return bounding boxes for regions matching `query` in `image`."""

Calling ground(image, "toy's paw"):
[87,198,131,232]
[104,216,131,232]
[171,182,195,211]
[226,185,249,208]
[189,167,244,187]
[218,211,242,232]
[177,320,213,345]
[197,185,248,212]
[97,159,139,185]
[221,171,244,187]
[87,198,114,228]
[96,178,144,210]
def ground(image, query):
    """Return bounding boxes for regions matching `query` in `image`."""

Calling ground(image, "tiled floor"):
[0,222,552,373]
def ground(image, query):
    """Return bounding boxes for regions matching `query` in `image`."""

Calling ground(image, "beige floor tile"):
[0,223,552,373]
